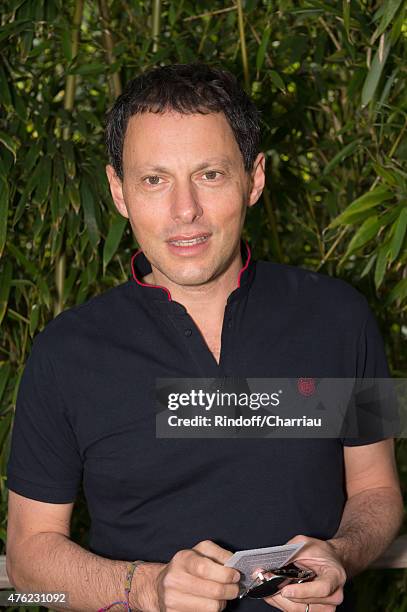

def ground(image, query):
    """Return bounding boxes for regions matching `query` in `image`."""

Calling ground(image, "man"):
[6,63,403,612]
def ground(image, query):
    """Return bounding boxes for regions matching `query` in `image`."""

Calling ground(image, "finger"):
[180,549,240,584]
[266,592,337,611]
[279,586,344,607]
[166,571,240,601]
[280,576,341,601]
[285,534,311,547]
[193,539,234,565]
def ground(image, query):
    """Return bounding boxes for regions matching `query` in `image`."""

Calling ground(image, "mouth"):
[167,234,211,247]
[167,234,211,255]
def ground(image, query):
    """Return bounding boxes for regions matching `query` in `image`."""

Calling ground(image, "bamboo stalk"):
[316,226,348,271]
[55,253,66,317]
[236,0,250,91]
[249,22,274,70]
[198,13,212,55]
[63,0,84,138]
[184,6,236,22]
[152,0,161,54]
[98,0,122,99]
[8,309,30,325]
[389,118,407,158]
[57,0,84,317]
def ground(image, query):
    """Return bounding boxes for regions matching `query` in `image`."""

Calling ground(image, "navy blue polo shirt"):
[7,241,390,611]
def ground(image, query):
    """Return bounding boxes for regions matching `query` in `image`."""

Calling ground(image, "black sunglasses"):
[239,562,315,599]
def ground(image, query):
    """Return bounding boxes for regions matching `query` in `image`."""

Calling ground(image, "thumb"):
[193,540,234,565]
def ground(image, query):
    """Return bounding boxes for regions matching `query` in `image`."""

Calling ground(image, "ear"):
[247,152,265,208]
[105,165,129,219]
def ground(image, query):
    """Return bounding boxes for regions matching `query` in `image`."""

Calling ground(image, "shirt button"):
[184,329,192,337]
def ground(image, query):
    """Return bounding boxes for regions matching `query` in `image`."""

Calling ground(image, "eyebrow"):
[133,157,234,174]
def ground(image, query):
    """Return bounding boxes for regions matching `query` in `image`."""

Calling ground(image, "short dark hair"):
[105,63,262,180]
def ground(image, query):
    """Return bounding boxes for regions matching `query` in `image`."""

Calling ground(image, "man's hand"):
[136,540,241,611]
[263,535,346,612]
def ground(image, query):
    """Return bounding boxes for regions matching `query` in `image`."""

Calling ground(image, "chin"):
[168,267,213,286]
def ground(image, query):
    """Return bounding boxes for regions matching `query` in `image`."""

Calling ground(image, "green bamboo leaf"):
[29,304,40,337]
[168,2,178,26]
[81,179,100,248]
[374,242,389,289]
[290,8,324,15]
[323,139,360,175]
[35,278,51,310]
[50,184,59,223]
[11,366,24,406]
[361,34,391,107]
[78,110,101,129]
[0,66,12,109]
[0,412,12,456]
[0,259,12,327]
[360,254,377,278]
[33,156,52,204]
[13,191,28,228]
[0,362,11,406]
[329,186,393,228]
[103,214,127,273]
[54,156,65,190]
[0,176,9,257]
[377,67,399,110]
[389,5,405,44]
[256,25,271,72]
[269,70,286,92]
[0,20,32,43]
[385,278,407,305]
[0,131,19,163]
[389,207,407,263]
[50,219,65,259]
[61,28,72,61]
[334,209,378,227]
[75,258,98,305]
[374,0,403,40]
[343,0,350,40]
[66,179,81,213]
[379,203,405,228]
[62,267,79,303]
[7,243,51,309]
[343,215,382,257]
[24,146,43,181]
[372,163,398,186]
[61,141,76,179]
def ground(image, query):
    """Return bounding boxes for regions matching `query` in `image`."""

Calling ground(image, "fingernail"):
[233,573,241,582]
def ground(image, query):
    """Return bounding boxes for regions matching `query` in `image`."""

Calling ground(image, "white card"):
[224,542,305,592]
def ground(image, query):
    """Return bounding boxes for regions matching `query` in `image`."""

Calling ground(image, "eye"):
[202,171,222,181]
[143,175,162,186]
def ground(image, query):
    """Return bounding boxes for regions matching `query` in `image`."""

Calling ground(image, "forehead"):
[122,111,242,169]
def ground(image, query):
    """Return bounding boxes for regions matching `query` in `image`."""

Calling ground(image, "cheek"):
[127,197,164,231]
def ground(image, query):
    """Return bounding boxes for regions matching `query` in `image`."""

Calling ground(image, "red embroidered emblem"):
[297,378,315,396]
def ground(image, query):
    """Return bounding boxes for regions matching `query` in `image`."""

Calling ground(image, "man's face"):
[106,110,265,287]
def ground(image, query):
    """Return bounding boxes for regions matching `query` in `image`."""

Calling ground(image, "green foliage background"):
[0,0,406,610]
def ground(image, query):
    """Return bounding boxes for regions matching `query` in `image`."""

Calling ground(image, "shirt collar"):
[130,239,256,303]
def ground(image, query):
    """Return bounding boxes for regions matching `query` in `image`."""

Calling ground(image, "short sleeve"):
[7,332,83,503]
[342,300,400,446]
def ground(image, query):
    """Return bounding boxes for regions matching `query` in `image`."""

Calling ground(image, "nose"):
[170,180,203,224]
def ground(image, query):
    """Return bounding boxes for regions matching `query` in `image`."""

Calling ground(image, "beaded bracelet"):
[98,560,146,611]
